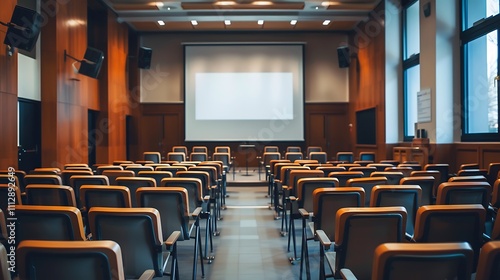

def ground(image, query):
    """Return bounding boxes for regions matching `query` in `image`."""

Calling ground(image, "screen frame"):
[183,42,306,143]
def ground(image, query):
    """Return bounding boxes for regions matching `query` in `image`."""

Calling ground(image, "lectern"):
[239,144,255,176]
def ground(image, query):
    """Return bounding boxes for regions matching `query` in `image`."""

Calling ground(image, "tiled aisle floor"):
[171,185,322,280]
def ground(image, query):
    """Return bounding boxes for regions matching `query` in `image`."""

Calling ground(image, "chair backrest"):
[285,152,303,162]
[172,145,188,155]
[492,179,500,210]
[359,152,376,162]
[212,152,231,168]
[296,177,338,211]
[379,160,400,166]
[102,170,135,185]
[112,160,134,166]
[189,166,218,186]
[457,169,488,177]
[413,204,486,269]
[435,181,491,210]
[190,152,208,162]
[115,177,156,207]
[398,163,422,171]
[306,146,322,157]
[279,166,309,187]
[15,205,86,242]
[328,171,364,186]
[370,185,421,236]
[80,185,132,210]
[476,241,500,280]
[400,176,435,206]
[137,170,172,186]
[0,210,7,245]
[371,171,404,185]
[487,163,500,186]
[88,207,165,278]
[348,166,377,177]
[215,146,231,154]
[167,152,186,162]
[136,187,191,241]
[336,152,354,163]
[304,163,333,170]
[0,174,23,198]
[460,163,480,170]
[346,177,388,206]
[286,146,301,153]
[448,175,488,182]
[264,146,279,153]
[424,163,449,183]
[18,240,127,280]
[309,152,328,164]
[262,152,281,166]
[312,187,365,240]
[192,146,208,153]
[410,170,441,196]
[24,174,62,185]
[70,175,109,208]
[334,206,407,279]
[25,184,77,207]
[160,177,204,211]
[33,167,61,174]
[96,165,123,175]
[372,242,473,280]
[316,166,345,176]
[60,170,93,186]
[143,151,161,163]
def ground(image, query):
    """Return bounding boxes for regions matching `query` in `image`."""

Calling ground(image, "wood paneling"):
[348,1,386,162]
[452,143,500,173]
[0,1,19,169]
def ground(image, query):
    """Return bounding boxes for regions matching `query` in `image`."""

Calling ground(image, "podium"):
[239,144,255,176]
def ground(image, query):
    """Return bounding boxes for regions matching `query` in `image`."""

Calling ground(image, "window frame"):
[461,2,500,142]
[402,0,420,141]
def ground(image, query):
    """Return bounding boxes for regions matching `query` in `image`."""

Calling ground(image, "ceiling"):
[100,0,382,32]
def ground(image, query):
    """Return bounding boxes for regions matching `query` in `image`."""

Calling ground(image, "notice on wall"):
[417,89,431,123]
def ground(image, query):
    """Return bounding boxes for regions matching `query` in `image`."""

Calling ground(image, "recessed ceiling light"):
[166,6,171,10]
[257,20,264,25]
[224,20,231,25]
[290,20,297,25]
[252,1,273,5]
[191,20,198,26]
[323,20,331,26]
[157,20,165,26]
[216,1,236,5]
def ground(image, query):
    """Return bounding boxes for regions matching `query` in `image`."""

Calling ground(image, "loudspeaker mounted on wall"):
[64,47,105,79]
[423,2,431,17]
[1,5,43,52]
[337,46,350,68]
[138,47,152,69]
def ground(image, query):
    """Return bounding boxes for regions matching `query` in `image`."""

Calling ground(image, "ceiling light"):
[290,20,297,25]
[257,20,264,25]
[252,1,273,5]
[154,2,164,9]
[157,20,165,26]
[322,20,331,26]
[166,6,171,10]
[224,20,231,25]
[191,20,198,26]
[216,1,236,5]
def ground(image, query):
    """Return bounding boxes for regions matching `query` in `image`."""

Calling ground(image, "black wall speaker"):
[337,46,350,68]
[138,47,152,69]
[79,47,105,79]
[3,5,43,52]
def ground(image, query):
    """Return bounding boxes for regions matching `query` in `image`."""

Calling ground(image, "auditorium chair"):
[18,240,156,280]
[348,166,377,177]
[400,176,435,206]
[89,207,180,279]
[25,184,77,207]
[96,165,123,175]
[306,146,322,158]
[309,151,328,164]
[370,185,421,237]
[424,163,449,184]
[190,152,208,162]
[340,242,474,280]
[137,170,172,186]
[475,241,500,280]
[317,206,407,279]
[370,171,404,185]
[192,146,208,153]
[358,151,376,162]
[79,185,132,211]
[143,151,162,163]
[336,152,354,163]
[0,184,22,214]
[487,162,500,186]
[125,165,154,175]
[367,163,394,171]
[435,181,491,210]
[60,169,93,186]
[102,170,134,185]
[167,151,186,162]
[24,174,62,185]
[328,171,364,186]
[115,177,156,207]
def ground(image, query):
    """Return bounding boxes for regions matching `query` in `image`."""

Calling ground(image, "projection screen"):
[184,44,304,141]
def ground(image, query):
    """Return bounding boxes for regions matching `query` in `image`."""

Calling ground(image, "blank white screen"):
[185,44,304,141]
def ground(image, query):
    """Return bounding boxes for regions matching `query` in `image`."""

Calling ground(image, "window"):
[462,0,500,141]
[403,0,420,140]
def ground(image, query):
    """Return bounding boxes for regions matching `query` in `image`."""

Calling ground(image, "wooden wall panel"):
[0,1,18,169]
[348,1,386,162]
[452,143,500,173]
